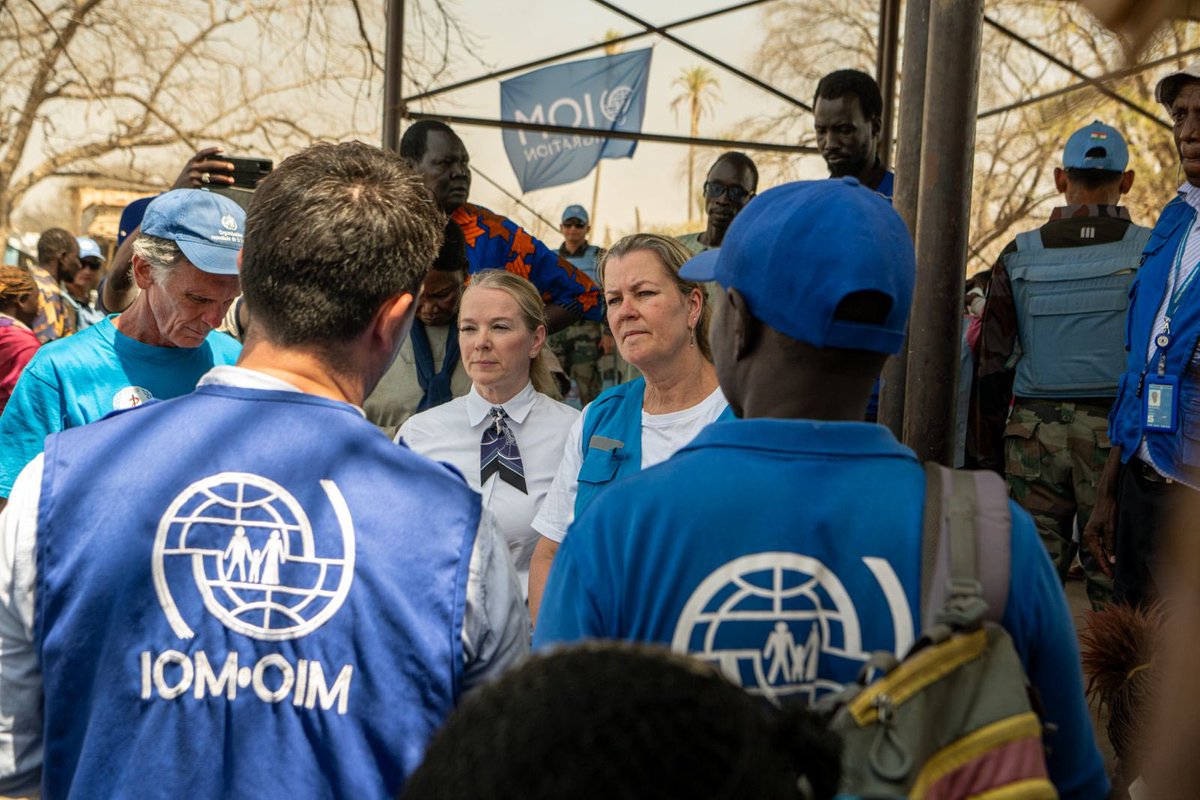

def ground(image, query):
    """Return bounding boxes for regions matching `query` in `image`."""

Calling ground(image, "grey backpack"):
[821,464,1056,799]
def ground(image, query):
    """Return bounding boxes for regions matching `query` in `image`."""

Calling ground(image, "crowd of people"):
[1,59,1198,798]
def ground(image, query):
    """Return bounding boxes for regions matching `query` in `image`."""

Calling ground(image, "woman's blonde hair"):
[598,233,712,362]
[462,270,558,397]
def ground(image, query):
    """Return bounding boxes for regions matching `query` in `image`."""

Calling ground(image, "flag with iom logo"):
[500,48,652,192]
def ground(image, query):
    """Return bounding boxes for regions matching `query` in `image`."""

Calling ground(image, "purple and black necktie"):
[480,407,527,494]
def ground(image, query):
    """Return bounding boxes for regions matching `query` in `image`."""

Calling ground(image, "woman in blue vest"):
[528,233,732,622]
[400,271,579,599]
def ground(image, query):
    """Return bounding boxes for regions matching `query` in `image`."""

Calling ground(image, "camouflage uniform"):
[549,321,605,406]
[1004,399,1113,607]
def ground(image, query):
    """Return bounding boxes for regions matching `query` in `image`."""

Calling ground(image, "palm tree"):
[670,66,721,224]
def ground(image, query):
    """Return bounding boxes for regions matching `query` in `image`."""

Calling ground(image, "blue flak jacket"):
[1110,196,1200,487]
[35,384,480,799]
[536,419,1109,800]
[574,377,734,518]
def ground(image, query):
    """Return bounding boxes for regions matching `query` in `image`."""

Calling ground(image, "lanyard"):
[1138,229,1200,394]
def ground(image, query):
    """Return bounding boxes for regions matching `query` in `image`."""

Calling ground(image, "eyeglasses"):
[79,261,102,270]
[703,181,752,203]
[562,221,587,229]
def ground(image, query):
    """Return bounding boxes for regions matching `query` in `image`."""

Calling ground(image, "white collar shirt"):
[398,382,579,597]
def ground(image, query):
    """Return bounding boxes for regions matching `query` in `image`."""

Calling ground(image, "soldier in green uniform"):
[969,121,1148,608]
[549,205,610,405]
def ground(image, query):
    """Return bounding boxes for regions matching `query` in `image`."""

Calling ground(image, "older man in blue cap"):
[0,189,243,506]
[970,120,1148,609]
[535,178,1108,799]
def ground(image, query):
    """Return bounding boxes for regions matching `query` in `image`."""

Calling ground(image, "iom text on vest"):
[140,650,353,714]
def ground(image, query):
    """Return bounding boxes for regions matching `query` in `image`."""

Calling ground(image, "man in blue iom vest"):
[0,142,527,797]
[1086,60,1200,608]
[535,179,1108,800]
[970,120,1148,608]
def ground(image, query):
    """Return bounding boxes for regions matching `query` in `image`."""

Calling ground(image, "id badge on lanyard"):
[1145,373,1179,432]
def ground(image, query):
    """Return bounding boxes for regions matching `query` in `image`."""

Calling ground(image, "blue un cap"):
[1062,121,1129,172]
[76,236,102,261]
[140,189,244,275]
[680,178,915,354]
[561,204,589,224]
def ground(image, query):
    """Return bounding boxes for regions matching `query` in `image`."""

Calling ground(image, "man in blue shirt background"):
[0,189,243,505]
[535,178,1108,799]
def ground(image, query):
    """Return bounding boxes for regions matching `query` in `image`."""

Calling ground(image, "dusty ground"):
[1065,578,1120,792]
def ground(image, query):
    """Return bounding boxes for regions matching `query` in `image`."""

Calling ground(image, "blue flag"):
[500,49,652,193]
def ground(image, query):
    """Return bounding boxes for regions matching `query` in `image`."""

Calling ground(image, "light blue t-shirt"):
[0,316,241,496]
[535,419,1109,800]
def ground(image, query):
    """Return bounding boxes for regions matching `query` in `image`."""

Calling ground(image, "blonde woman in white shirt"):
[399,270,579,598]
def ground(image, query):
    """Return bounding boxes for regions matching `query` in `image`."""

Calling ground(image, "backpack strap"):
[920,464,1012,633]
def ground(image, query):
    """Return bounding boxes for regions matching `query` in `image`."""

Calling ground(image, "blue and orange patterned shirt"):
[30,265,75,344]
[451,203,602,322]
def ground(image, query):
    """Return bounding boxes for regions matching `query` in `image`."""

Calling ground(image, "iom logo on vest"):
[671,553,913,705]
[145,472,355,713]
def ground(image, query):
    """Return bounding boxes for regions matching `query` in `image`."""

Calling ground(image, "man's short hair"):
[240,140,444,349]
[36,228,75,266]
[399,120,458,163]
[131,234,185,285]
[431,220,468,274]
[813,69,883,123]
[1065,168,1123,191]
[713,151,759,192]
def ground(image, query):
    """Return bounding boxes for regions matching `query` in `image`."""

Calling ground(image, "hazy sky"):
[410,0,831,242]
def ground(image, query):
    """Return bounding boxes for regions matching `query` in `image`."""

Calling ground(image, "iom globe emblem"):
[152,472,355,642]
[671,552,876,705]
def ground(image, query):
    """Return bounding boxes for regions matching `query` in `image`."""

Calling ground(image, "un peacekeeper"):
[969,120,1148,608]
[1086,59,1200,608]
[549,204,607,405]
[0,141,527,797]
[534,178,1109,799]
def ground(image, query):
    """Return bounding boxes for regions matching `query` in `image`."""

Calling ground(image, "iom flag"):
[500,48,652,192]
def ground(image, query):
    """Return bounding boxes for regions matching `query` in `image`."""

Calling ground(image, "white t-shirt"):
[399,382,579,595]
[532,385,729,542]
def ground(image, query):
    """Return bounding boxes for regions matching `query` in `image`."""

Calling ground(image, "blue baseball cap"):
[76,236,102,261]
[140,189,244,275]
[680,177,915,354]
[561,204,589,224]
[1062,121,1129,171]
[117,196,156,247]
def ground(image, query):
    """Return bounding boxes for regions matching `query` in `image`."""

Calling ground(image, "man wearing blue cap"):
[535,178,1108,799]
[0,189,243,506]
[969,120,1147,608]
[550,204,607,405]
[64,236,106,330]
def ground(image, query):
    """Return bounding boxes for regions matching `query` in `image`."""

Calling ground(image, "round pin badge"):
[112,386,153,410]
[1156,333,1172,349]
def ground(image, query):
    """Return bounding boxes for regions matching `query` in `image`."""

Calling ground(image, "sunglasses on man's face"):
[703,181,752,203]
[562,221,587,229]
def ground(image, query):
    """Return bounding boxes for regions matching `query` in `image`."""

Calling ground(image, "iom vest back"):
[35,384,480,799]
[1008,222,1150,398]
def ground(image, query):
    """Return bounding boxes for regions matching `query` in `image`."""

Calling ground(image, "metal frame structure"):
[381,0,1193,463]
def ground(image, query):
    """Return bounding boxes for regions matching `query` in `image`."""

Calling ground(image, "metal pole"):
[875,0,902,167]
[902,0,985,465]
[878,0,931,439]
[382,0,405,152]
[405,110,816,153]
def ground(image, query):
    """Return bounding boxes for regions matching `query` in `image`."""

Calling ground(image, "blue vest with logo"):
[1111,197,1200,486]
[562,244,601,284]
[1008,222,1149,398]
[575,378,734,518]
[35,384,479,798]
